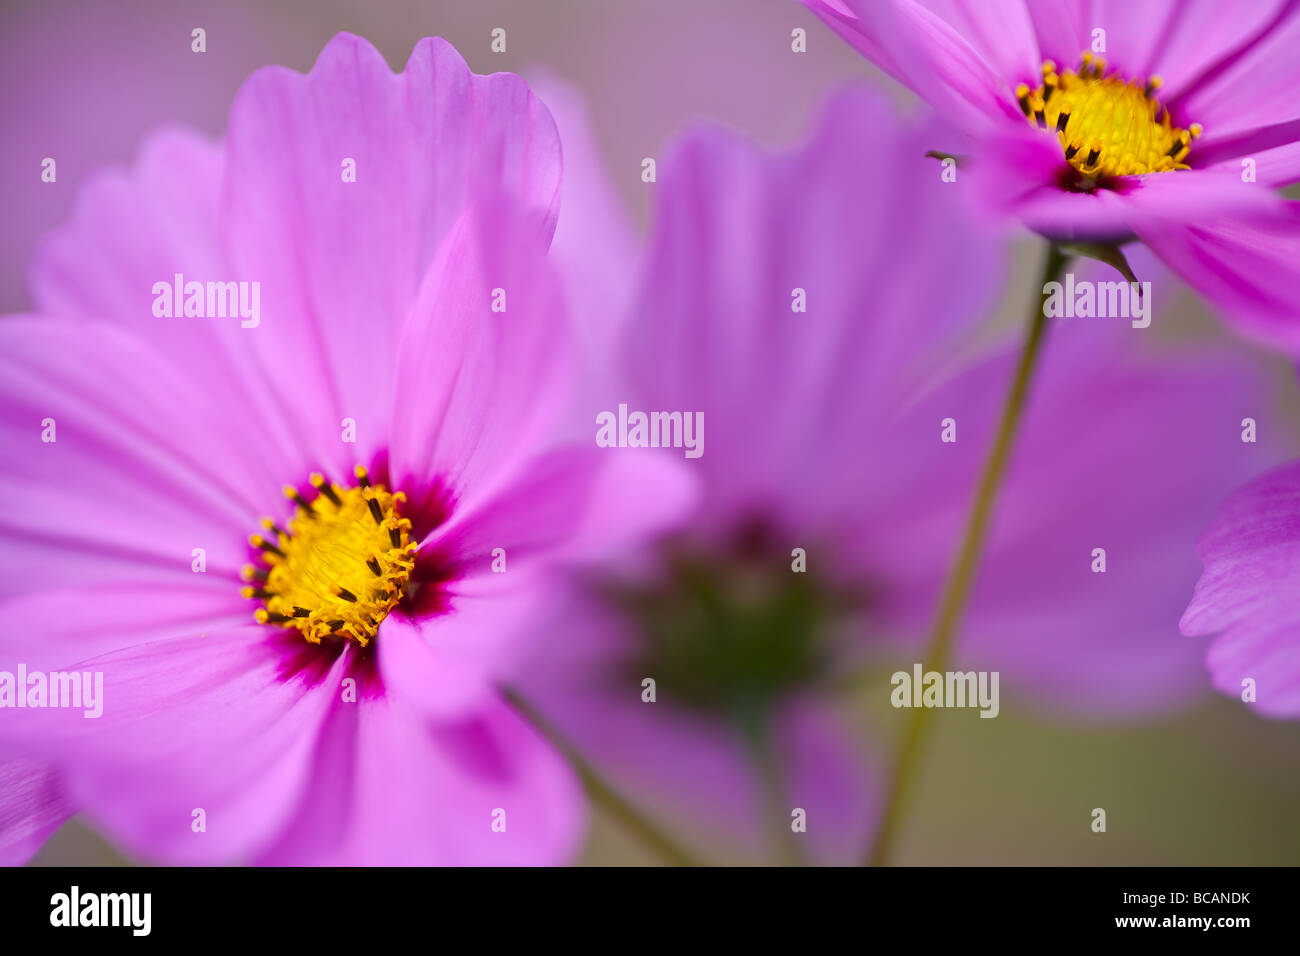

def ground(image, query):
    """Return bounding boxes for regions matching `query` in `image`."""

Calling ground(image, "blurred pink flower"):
[522,86,1288,861]
[803,0,1300,353]
[1182,459,1300,717]
[0,34,688,865]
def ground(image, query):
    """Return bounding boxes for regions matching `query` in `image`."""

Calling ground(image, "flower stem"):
[501,686,703,867]
[863,243,1068,867]
[743,718,803,866]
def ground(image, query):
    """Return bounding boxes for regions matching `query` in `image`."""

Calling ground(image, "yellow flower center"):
[242,465,417,647]
[1015,52,1202,178]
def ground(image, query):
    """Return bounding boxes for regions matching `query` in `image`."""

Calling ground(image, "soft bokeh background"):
[3,0,1298,865]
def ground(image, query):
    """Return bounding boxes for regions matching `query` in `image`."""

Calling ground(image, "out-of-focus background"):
[3,0,1298,865]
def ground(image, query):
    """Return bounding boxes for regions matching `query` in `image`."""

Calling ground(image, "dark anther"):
[256,538,285,557]
[315,479,342,507]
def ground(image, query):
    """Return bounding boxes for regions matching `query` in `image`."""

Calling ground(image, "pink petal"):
[253,689,583,865]
[1183,460,1300,634]
[980,159,1300,352]
[0,759,71,865]
[625,87,1006,534]
[429,446,695,575]
[801,0,1025,134]
[1080,0,1279,101]
[28,129,310,486]
[1144,0,1288,102]
[1171,3,1300,143]
[528,72,641,438]
[916,0,1043,84]
[222,34,561,480]
[1183,459,1300,717]
[10,625,344,864]
[1204,613,1300,718]
[966,123,1138,242]
[387,202,572,511]
[0,318,275,592]
[377,588,542,721]
[0,582,246,678]
[1023,0,1089,68]
[1127,176,1300,354]
[1201,131,1300,187]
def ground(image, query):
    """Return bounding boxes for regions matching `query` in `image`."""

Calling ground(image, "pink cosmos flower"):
[1182,459,1300,718]
[522,86,1287,862]
[802,0,1300,352]
[0,34,689,865]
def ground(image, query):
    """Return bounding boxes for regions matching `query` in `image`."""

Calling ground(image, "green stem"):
[864,244,1068,867]
[501,686,703,867]
[743,718,803,866]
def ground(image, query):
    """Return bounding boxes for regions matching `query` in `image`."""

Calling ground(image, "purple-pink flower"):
[0,34,688,865]
[521,86,1286,862]
[802,0,1300,352]
[1182,459,1300,718]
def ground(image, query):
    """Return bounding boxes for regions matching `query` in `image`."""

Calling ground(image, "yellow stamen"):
[244,469,416,647]
[1016,53,1202,177]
